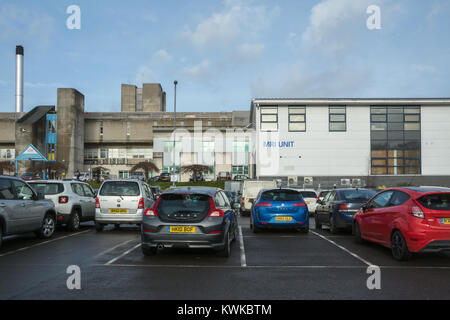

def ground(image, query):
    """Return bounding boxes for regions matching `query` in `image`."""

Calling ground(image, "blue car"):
[250,188,309,233]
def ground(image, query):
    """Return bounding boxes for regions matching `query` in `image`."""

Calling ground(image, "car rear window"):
[300,191,317,198]
[261,190,303,202]
[100,181,140,196]
[340,190,376,202]
[29,183,64,195]
[319,191,329,198]
[417,193,450,211]
[157,194,211,216]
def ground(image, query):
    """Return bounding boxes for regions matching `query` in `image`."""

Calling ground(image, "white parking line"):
[310,230,374,266]
[105,243,141,265]
[0,229,91,258]
[238,226,247,267]
[93,238,139,259]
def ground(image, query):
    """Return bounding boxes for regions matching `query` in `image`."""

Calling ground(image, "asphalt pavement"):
[0,215,449,300]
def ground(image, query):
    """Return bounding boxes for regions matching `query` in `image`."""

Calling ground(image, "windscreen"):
[340,190,376,202]
[418,193,450,211]
[261,189,303,202]
[300,191,317,198]
[157,194,211,216]
[29,183,64,195]
[100,181,140,196]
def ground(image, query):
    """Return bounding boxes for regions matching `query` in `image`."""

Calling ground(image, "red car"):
[353,187,450,261]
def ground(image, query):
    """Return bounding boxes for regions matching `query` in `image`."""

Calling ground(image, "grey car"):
[95,179,155,231]
[29,180,96,231]
[141,187,239,257]
[0,175,57,248]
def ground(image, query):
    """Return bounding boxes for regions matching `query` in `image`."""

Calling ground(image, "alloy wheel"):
[42,217,55,237]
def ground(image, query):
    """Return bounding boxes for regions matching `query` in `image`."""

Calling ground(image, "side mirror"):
[361,203,369,212]
[233,203,241,210]
[249,199,255,204]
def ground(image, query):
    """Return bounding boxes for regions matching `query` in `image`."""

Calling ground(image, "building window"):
[99,121,103,136]
[119,171,129,179]
[370,106,421,175]
[153,121,158,126]
[99,149,108,159]
[329,106,346,132]
[288,106,306,132]
[164,141,180,153]
[126,121,131,136]
[0,149,14,159]
[260,107,278,131]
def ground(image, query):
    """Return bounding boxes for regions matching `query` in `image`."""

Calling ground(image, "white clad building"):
[250,98,450,188]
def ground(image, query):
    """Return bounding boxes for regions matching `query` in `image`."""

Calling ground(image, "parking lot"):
[0,215,449,300]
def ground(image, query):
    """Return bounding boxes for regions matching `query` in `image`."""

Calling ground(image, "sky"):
[0,0,449,113]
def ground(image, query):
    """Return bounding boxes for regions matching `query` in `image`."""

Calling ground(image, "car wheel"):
[36,214,56,239]
[67,210,81,232]
[354,221,364,244]
[95,222,104,232]
[231,226,237,242]
[298,226,309,234]
[315,216,322,230]
[114,224,120,230]
[142,245,157,256]
[329,215,339,234]
[218,232,231,257]
[391,230,412,261]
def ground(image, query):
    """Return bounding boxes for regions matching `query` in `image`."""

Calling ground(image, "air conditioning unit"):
[304,177,313,185]
[288,176,298,187]
[352,178,362,187]
[341,179,351,187]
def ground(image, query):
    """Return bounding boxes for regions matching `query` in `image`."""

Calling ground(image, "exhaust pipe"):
[15,45,24,113]
[157,243,165,250]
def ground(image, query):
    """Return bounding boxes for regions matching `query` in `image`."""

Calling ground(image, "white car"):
[291,189,318,214]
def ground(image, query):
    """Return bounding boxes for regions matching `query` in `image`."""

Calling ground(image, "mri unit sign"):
[264,141,295,148]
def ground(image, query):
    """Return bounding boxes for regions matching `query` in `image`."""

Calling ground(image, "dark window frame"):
[260,106,279,132]
[288,106,306,132]
[329,106,347,132]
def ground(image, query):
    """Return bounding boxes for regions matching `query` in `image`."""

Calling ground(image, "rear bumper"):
[405,229,450,252]
[334,212,356,228]
[254,212,309,229]
[95,209,143,224]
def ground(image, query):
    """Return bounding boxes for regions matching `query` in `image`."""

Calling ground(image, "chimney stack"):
[15,45,24,113]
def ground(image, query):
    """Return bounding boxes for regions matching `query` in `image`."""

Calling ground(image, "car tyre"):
[250,215,261,233]
[298,226,309,234]
[142,245,157,256]
[95,222,104,232]
[391,230,412,261]
[218,232,231,258]
[114,224,120,230]
[329,215,339,234]
[35,214,56,239]
[354,221,364,244]
[67,210,81,232]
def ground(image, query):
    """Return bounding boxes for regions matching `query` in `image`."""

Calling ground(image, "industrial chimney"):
[15,45,24,113]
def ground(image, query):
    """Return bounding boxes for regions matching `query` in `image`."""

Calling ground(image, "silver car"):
[95,179,155,232]
[0,175,56,248]
[29,180,96,231]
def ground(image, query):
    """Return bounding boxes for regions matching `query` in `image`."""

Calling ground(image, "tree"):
[130,161,160,180]
[180,165,212,182]
[0,161,14,175]
[27,161,67,179]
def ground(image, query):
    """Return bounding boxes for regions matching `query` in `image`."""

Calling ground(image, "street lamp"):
[172,80,178,186]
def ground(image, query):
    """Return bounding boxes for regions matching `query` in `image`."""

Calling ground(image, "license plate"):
[109,209,128,214]
[441,218,450,225]
[169,226,196,233]
[275,216,292,221]
[306,201,311,205]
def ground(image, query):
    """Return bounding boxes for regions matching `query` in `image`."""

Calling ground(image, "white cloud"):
[301,0,376,56]
[182,0,276,48]
[235,43,264,60]
[183,60,213,81]
[0,3,55,44]
[135,66,156,84]
[152,49,172,63]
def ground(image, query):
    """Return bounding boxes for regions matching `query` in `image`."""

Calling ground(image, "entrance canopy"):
[13,144,51,177]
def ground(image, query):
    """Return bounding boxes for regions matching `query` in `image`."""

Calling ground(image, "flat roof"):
[252,98,450,106]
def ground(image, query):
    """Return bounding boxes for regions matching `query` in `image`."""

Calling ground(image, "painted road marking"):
[105,243,141,265]
[0,229,91,258]
[311,230,374,266]
[238,226,247,267]
[93,238,139,259]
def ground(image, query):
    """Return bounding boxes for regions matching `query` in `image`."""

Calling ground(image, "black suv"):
[141,187,239,257]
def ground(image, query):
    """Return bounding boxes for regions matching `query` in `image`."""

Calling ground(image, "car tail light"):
[138,197,144,209]
[143,208,158,217]
[59,196,69,204]
[95,197,100,208]
[241,197,245,206]
[294,202,307,207]
[257,202,272,207]
[209,231,223,234]
[338,203,348,212]
[410,205,425,219]
[207,197,224,217]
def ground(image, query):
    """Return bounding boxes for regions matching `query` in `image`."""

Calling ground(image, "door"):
[319,191,336,225]
[361,191,394,240]
[142,184,155,209]
[218,191,236,237]
[71,183,88,217]
[0,179,19,235]
[378,191,410,244]
[81,184,96,218]
[11,180,44,232]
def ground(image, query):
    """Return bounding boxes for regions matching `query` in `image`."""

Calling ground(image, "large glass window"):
[260,107,278,131]
[288,106,306,132]
[370,106,421,175]
[329,106,346,132]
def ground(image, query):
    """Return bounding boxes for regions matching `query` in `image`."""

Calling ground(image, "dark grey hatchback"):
[141,187,238,257]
